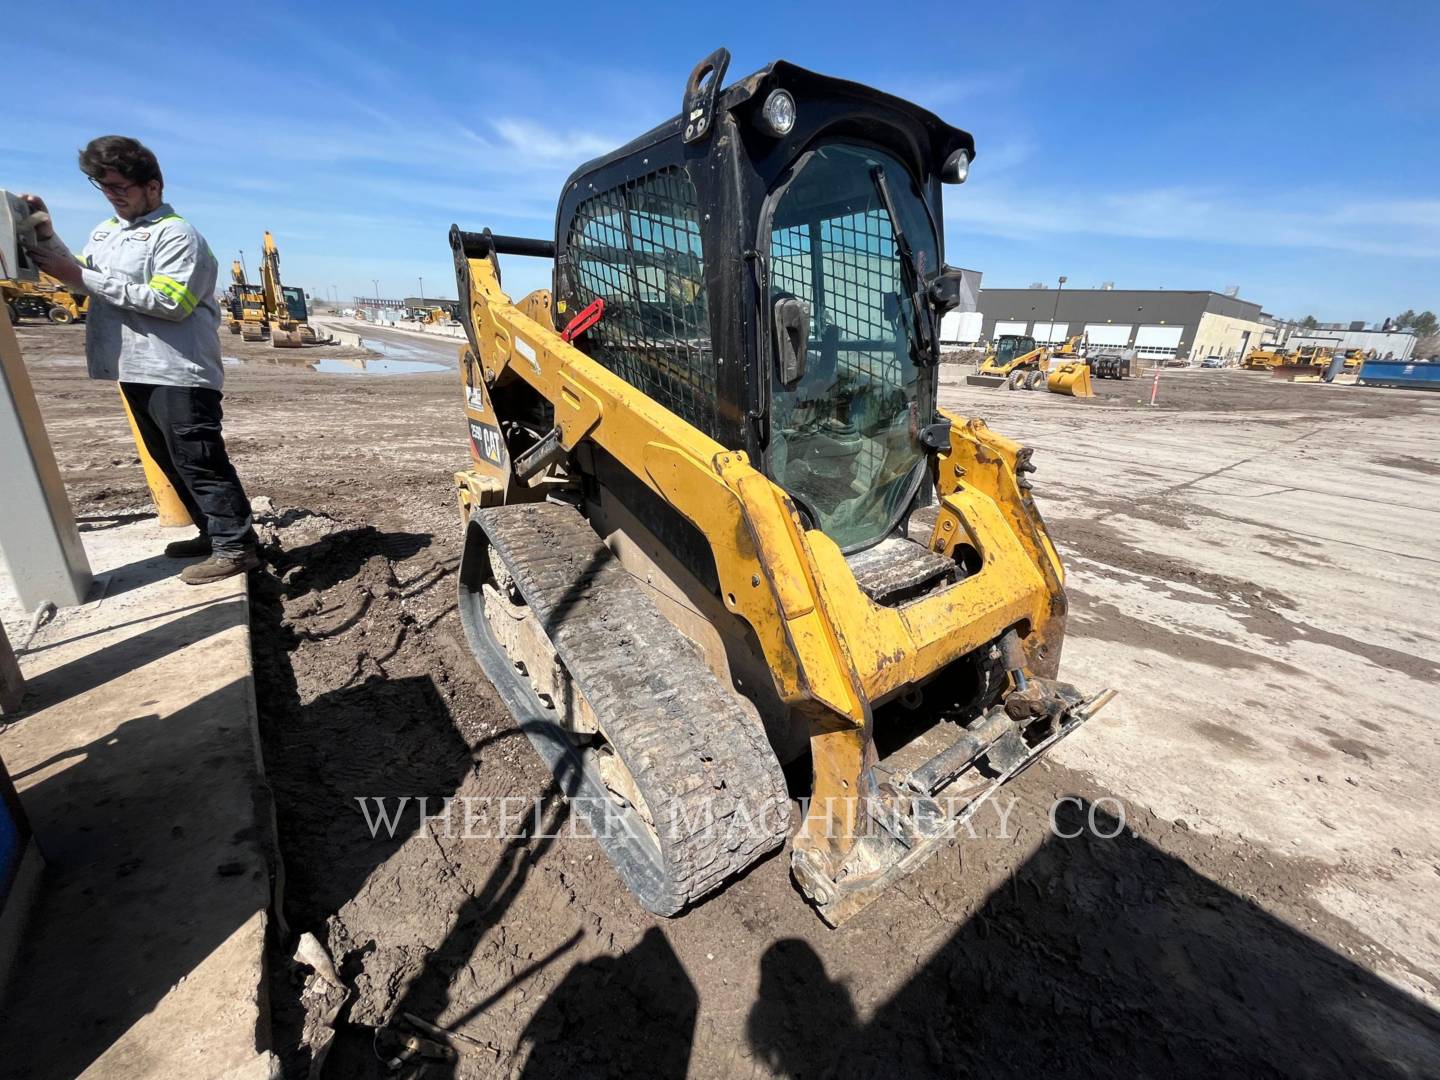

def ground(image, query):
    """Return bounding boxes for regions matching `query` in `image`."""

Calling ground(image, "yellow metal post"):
[117,387,192,527]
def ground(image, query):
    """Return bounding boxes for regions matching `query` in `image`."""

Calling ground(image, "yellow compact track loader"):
[449,50,1110,925]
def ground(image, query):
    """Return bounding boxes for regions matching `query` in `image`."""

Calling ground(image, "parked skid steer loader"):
[450,50,1111,925]
[967,333,1047,389]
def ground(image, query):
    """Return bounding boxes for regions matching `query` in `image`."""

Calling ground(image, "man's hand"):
[30,247,84,287]
[17,194,55,241]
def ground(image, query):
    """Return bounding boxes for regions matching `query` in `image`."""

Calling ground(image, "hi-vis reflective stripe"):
[150,273,198,313]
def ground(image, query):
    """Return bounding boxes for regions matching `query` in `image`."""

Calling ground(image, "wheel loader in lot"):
[449,49,1111,925]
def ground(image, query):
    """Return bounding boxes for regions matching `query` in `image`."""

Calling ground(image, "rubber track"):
[477,501,790,909]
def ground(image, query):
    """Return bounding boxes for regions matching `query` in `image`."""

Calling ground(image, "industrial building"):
[948,286,1270,363]
[1287,326,1417,360]
[401,295,460,314]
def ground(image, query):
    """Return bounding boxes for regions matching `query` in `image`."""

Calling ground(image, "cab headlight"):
[759,89,796,137]
[942,148,970,184]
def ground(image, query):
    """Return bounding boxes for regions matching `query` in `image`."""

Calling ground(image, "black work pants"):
[120,382,256,555]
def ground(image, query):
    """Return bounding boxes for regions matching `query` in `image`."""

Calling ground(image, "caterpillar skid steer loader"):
[966,333,1047,389]
[450,49,1111,925]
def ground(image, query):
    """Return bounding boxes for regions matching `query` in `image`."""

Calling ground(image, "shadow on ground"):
[744,799,1440,1079]
[248,527,477,1076]
[277,526,431,596]
[16,601,236,709]
[0,682,268,1080]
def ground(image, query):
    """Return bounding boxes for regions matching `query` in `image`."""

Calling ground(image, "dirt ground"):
[14,324,1440,1078]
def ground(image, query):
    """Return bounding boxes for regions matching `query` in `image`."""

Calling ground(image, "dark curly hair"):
[78,136,163,189]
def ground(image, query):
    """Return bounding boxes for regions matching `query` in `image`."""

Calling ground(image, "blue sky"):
[4,1,1436,321]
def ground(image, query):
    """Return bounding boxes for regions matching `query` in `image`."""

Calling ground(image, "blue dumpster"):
[1356,360,1440,391]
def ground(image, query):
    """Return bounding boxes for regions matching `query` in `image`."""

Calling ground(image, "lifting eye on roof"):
[942,148,971,184]
[682,47,731,144]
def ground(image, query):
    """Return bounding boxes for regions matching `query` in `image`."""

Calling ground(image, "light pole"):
[419,276,424,305]
[1050,275,1067,344]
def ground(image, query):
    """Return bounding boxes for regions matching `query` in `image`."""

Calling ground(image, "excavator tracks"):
[459,501,790,915]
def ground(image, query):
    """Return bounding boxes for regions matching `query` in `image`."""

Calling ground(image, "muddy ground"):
[15,323,1440,1078]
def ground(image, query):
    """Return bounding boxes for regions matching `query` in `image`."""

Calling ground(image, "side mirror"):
[773,295,810,385]
[928,264,981,314]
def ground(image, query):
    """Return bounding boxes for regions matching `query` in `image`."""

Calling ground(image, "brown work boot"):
[164,535,213,558]
[180,549,261,585]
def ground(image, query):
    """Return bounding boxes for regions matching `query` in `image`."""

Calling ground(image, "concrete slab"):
[0,517,277,1078]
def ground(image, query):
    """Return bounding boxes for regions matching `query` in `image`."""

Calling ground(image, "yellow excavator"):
[227,261,268,340]
[259,231,319,347]
[447,49,1112,925]
[3,271,87,325]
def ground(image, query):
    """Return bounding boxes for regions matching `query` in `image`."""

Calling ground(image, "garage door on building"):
[1134,324,1183,359]
[993,321,1029,338]
[940,311,983,345]
[1084,323,1131,347]
[1030,322,1068,344]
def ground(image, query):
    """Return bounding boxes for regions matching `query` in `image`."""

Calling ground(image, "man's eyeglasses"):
[88,176,140,197]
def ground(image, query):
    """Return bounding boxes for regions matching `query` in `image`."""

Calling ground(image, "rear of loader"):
[447,51,1110,925]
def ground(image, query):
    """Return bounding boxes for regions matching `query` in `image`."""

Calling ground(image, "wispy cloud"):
[948,184,1440,260]
[490,119,616,164]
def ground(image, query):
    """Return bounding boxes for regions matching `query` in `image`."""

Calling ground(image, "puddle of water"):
[312,357,449,375]
[220,322,458,376]
[362,334,458,366]
[221,352,450,376]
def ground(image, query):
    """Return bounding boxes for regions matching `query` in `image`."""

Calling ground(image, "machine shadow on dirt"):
[743,798,1440,1079]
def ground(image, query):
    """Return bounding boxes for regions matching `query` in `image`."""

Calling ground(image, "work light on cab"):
[759,89,796,136]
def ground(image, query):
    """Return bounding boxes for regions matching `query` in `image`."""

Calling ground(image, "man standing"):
[26,136,258,584]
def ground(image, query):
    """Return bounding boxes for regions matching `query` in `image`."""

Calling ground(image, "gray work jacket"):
[48,203,224,389]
